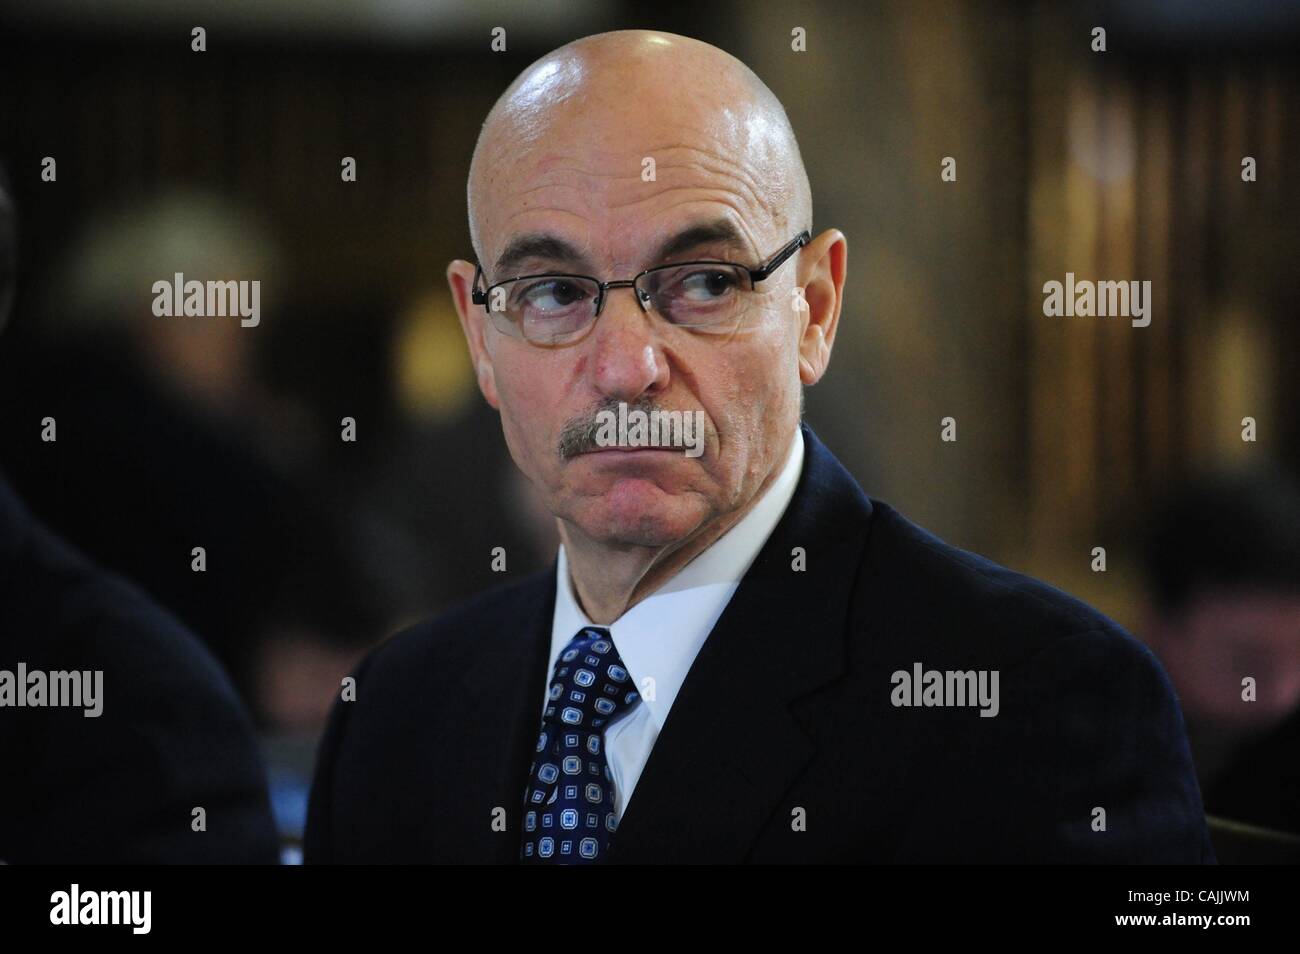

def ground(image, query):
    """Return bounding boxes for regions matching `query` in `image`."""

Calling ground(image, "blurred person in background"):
[1141,468,1300,836]
[0,188,387,729]
[0,161,279,863]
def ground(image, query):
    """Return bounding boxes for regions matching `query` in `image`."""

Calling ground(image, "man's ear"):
[796,229,847,386]
[447,259,500,409]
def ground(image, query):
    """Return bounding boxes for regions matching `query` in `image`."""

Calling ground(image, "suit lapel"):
[447,569,556,863]
[607,424,874,863]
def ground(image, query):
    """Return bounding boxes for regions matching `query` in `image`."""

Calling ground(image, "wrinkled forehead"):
[470,79,796,274]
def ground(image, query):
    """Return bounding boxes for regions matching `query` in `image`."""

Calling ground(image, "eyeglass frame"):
[469,229,811,338]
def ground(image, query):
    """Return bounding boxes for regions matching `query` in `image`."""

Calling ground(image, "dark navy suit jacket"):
[0,474,280,864]
[305,424,1215,863]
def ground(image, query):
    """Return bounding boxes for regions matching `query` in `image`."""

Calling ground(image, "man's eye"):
[517,279,590,311]
[676,269,740,301]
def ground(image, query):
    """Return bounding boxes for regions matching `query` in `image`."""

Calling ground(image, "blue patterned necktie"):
[520,626,640,863]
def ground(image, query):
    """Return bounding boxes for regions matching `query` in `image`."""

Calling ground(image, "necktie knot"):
[546,626,640,730]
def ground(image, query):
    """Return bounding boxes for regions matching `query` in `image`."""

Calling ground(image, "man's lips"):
[581,445,683,454]
[582,447,681,454]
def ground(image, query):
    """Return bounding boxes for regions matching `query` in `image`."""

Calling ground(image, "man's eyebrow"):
[491,218,754,277]
[652,219,753,264]
[494,234,594,276]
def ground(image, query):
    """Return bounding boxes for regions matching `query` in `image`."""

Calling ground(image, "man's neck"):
[558,432,797,624]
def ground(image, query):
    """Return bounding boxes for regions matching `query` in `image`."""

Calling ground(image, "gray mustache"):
[557,397,708,459]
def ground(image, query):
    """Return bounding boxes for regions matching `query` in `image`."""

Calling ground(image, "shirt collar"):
[549,427,805,730]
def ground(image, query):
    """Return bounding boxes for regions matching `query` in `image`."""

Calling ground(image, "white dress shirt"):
[543,428,805,822]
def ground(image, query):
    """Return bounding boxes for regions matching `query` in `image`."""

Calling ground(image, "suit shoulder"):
[861,498,1132,664]
[7,500,250,710]
[0,490,278,863]
[356,566,554,685]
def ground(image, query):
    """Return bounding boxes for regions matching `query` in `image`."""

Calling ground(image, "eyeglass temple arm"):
[749,230,811,284]
[470,262,487,306]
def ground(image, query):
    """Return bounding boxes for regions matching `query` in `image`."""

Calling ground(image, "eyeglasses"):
[470,230,810,346]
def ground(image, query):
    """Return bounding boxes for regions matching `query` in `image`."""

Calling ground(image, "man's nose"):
[589,287,669,401]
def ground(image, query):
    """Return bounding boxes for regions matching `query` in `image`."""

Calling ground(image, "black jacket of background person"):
[305,423,1215,863]
[0,474,279,863]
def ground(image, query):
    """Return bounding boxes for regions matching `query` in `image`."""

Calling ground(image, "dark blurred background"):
[1,0,1296,860]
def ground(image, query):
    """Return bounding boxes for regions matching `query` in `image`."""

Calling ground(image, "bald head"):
[466,30,812,272]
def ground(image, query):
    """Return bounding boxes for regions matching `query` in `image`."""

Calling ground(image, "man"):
[1141,468,1300,838]
[0,163,281,863]
[305,31,1213,863]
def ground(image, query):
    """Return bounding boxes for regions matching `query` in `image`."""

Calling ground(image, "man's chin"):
[567,478,705,547]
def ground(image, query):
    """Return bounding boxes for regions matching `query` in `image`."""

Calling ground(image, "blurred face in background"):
[448,32,841,554]
[1146,587,1300,730]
